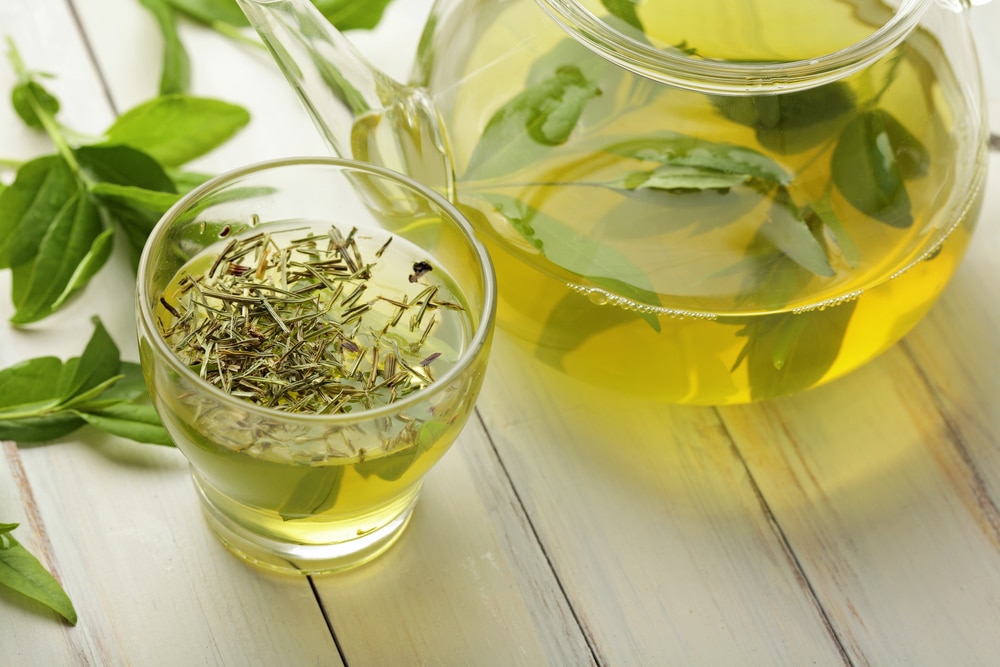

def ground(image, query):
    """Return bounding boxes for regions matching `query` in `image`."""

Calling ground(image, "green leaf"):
[166,168,214,195]
[466,65,601,180]
[9,192,106,324]
[481,194,662,320]
[810,194,860,268]
[611,164,750,192]
[832,109,925,228]
[600,0,644,33]
[11,80,60,129]
[606,132,791,187]
[711,82,856,153]
[91,362,152,403]
[759,195,834,277]
[50,227,116,312]
[164,0,249,27]
[313,0,397,30]
[75,145,176,193]
[0,529,77,625]
[278,466,344,521]
[536,287,655,371]
[138,0,191,95]
[355,421,449,482]
[0,414,85,443]
[0,357,64,413]
[732,302,857,400]
[74,404,172,447]
[57,318,121,402]
[90,182,182,210]
[102,95,250,167]
[0,156,77,269]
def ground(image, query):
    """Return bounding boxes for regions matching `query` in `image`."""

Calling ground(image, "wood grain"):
[476,335,848,664]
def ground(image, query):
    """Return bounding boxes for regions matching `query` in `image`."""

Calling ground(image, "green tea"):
[153,220,474,561]
[414,0,984,403]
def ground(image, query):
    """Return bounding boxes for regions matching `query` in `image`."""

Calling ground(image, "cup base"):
[194,478,421,575]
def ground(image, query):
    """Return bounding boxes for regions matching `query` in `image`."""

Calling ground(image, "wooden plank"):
[0,2,342,664]
[719,344,1000,663]
[717,145,1000,662]
[901,149,1000,494]
[475,335,847,664]
[312,417,597,666]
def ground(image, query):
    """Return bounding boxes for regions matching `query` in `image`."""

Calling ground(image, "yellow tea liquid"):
[416,0,985,403]
[152,221,474,567]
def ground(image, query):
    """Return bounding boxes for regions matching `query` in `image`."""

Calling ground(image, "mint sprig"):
[0,318,171,446]
[0,39,250,324]
[0,523,77,625]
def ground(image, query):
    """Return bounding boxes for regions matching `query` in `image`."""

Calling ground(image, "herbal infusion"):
[156,221,466,414]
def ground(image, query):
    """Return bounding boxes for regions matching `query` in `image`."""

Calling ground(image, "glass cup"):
[136,157,496,575]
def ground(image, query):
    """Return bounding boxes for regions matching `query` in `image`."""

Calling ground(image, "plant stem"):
[4,38,91,186]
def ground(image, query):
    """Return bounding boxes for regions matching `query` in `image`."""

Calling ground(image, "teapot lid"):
[538,0,933,93]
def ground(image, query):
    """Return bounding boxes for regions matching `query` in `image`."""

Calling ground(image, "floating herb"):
[831,108,929,228]
[465,65,601,180]
[159,223,463,414]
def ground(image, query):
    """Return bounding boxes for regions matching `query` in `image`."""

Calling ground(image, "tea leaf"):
[0,527,77,625]
[600,0,644,33]
[609,164,749,192]
[759,194,834,277]
[0,414,86,443]
[0,319,167,445]
[73,404,173,447]
[832,109,925,228]
[482,193,662,316]
[3,44,250,322]
[58,317,121,402]
[9,192,107,325]
[76,145,176,194]
[810,194,860,268]
[313,0,396,30]
[279,467,344,521]
[466,65,601,180]
[138,0,191,95]
[733,302,857,400]
[0,156,77,269]
[355,420,449,482]
[164,0,249,27]
[52,228,116,313]
[712,82,856,153]
[102,95,250,167]
[536,287,654,371]
[11,80,60,129]
[89,182,183,210]
[606,132,791,187]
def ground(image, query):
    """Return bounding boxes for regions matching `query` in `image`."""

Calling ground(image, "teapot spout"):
[235,0,454,197]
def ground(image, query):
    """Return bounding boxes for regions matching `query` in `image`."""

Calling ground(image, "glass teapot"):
[236,0,990,404]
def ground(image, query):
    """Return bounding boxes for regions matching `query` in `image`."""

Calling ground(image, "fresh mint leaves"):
[139,0,192,95]
[0,523,77,625]
[0,41,250,323]
[0,319,171,624]
[0,318,171,446]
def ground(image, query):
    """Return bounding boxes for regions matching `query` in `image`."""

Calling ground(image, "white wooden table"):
[3,1,1000,664]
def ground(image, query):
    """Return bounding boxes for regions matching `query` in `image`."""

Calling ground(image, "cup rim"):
[137,155,497,425]
[537,0,931,94]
